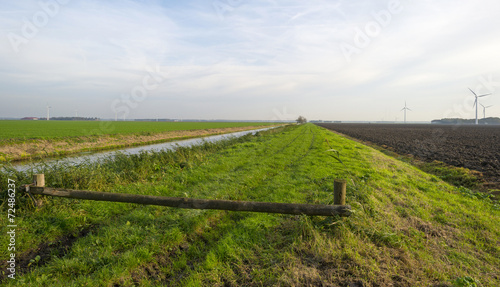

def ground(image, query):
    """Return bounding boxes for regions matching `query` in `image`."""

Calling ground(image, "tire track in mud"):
[269,124,309,156]
[286,125,317,168]
[0,225,99,283]
[0,201,145,283]
[127,125,318,285]
[253,124,315,167]
[212,125,311,185]
[129,212,245,286]
[227,125,316,196]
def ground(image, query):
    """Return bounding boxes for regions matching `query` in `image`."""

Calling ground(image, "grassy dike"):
[0,123,499,286]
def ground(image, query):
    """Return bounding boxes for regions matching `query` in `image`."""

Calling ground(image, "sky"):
[1,0,500,122]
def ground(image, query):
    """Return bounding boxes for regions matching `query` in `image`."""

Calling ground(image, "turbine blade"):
[478,93,491,97]
[468,88,477,96]
[407,108,412,111]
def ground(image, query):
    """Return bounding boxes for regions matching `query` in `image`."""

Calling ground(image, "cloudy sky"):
[1,0,499,122]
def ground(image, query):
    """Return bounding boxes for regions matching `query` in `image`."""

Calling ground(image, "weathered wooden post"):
[334,179,346,205]
[33,174,45,187]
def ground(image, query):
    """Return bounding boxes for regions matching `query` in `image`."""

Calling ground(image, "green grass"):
[370,146,486,191]
[0,120,274,142]
[0,124,499,286]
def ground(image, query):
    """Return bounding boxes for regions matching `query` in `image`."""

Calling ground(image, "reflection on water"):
[6,127,277,172]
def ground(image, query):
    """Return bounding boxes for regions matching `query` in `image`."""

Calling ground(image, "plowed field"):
[316,123,500,189]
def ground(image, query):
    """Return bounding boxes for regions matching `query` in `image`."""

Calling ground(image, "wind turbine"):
[400,101,411,123]
[479,103,493,119]
[468,88,490,124]
[46,104,51,121]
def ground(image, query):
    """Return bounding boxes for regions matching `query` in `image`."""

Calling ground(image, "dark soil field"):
[316,123,500,189]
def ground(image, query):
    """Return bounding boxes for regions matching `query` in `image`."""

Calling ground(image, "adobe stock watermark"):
[339,0,403,62]
[7,0,70,53]
[212,0,246,20]
[83,64,168,136]
[475,74,499,95]
[271,107,297,122]
[6,178,17,280]
[111,64,168,121]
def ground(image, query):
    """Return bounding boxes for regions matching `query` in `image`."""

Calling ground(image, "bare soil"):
[316,123,500,190]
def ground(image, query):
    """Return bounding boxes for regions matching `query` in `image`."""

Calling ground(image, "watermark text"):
[8,0,70,53]
[6,178,17,279]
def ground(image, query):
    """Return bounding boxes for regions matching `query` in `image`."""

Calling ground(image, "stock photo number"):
[6,178,17,279]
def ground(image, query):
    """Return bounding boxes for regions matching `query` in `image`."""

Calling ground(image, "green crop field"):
[0,124,499,286]
[0,121,273,142]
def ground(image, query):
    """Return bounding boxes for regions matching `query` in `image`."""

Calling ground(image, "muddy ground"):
[317,123,500,190]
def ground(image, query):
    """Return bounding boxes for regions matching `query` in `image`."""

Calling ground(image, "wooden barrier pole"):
[334,179,346,205]
[26,186,352,217]
[33,174,45,187]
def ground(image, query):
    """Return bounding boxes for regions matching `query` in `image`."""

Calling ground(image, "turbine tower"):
[480,103,493,119]
[400,101,411,124]
[468,88,490,124]
[46,104,51,121]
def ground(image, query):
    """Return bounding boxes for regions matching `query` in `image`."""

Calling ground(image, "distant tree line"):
[431,117,500,125]
[46,117,100,121]
[134,119,176,122]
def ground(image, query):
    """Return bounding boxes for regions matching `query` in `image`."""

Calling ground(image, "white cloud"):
[0,0,499,120]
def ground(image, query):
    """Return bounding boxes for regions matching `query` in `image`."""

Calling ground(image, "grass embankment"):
[0,121,275,162]
[331,131,499,200]
[0,124,499,286]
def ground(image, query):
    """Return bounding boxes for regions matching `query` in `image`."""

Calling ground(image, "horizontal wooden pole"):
[27,186,351,217]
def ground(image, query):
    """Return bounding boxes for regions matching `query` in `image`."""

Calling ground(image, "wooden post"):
[33,174,45,187]
[334,179,346,205]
